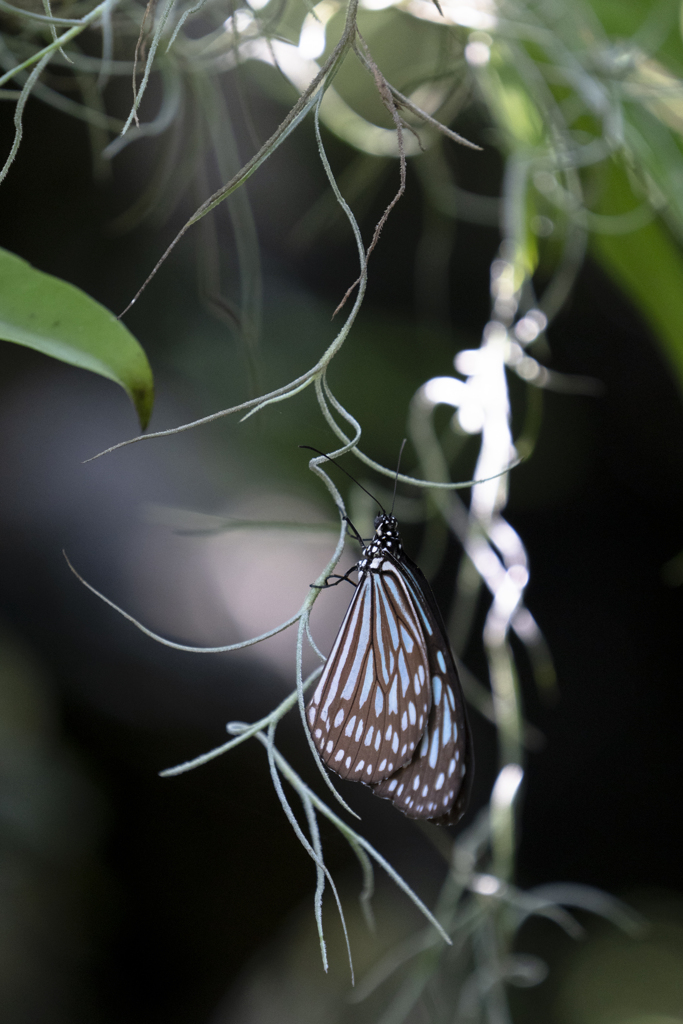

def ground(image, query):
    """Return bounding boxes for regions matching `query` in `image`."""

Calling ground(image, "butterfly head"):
[371,513,401,556]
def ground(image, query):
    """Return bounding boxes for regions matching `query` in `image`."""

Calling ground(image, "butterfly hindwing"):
[371,554,472,823]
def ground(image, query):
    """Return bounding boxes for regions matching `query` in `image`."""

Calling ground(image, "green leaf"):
[590,160,683,398]
[0,247,154,428]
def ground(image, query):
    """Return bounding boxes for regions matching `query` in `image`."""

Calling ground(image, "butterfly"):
[307,507,473,825]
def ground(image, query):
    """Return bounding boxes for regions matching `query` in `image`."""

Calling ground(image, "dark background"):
[1,65,683,1024]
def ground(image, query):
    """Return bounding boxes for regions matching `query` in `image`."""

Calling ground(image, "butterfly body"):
[307,513,472,825]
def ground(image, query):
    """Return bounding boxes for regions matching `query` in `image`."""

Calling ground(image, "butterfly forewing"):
[307,557,431,785]
[371,555,472,823]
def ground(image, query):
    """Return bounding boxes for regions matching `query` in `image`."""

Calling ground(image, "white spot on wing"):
[400,624,414,652]
[388,678,398,714]
[334,709,344,728]
[380,584,399,651]
[364,726,374,746]
[384,575,409,619]
[436,772,445,790]
[408,701,416,725]
[429,729,440,768]
[437,650,447,673]
[375,686,384,717]
[359,649,375,708]
[376,587,392,683]
[416,601,433,636]
[433,676,442,705]
[398,649,410,697]
[443,702,452,744]
[345,715,356,737]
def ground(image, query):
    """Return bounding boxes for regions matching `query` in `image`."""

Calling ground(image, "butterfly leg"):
[342,515,367,549]
[310,567,358,590]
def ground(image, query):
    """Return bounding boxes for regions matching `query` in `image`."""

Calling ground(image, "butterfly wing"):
[371,552,473,825]
[307,560,432,785]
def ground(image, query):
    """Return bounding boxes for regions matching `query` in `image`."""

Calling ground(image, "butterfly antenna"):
[391,439,407,515]
[299,446,386,514]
